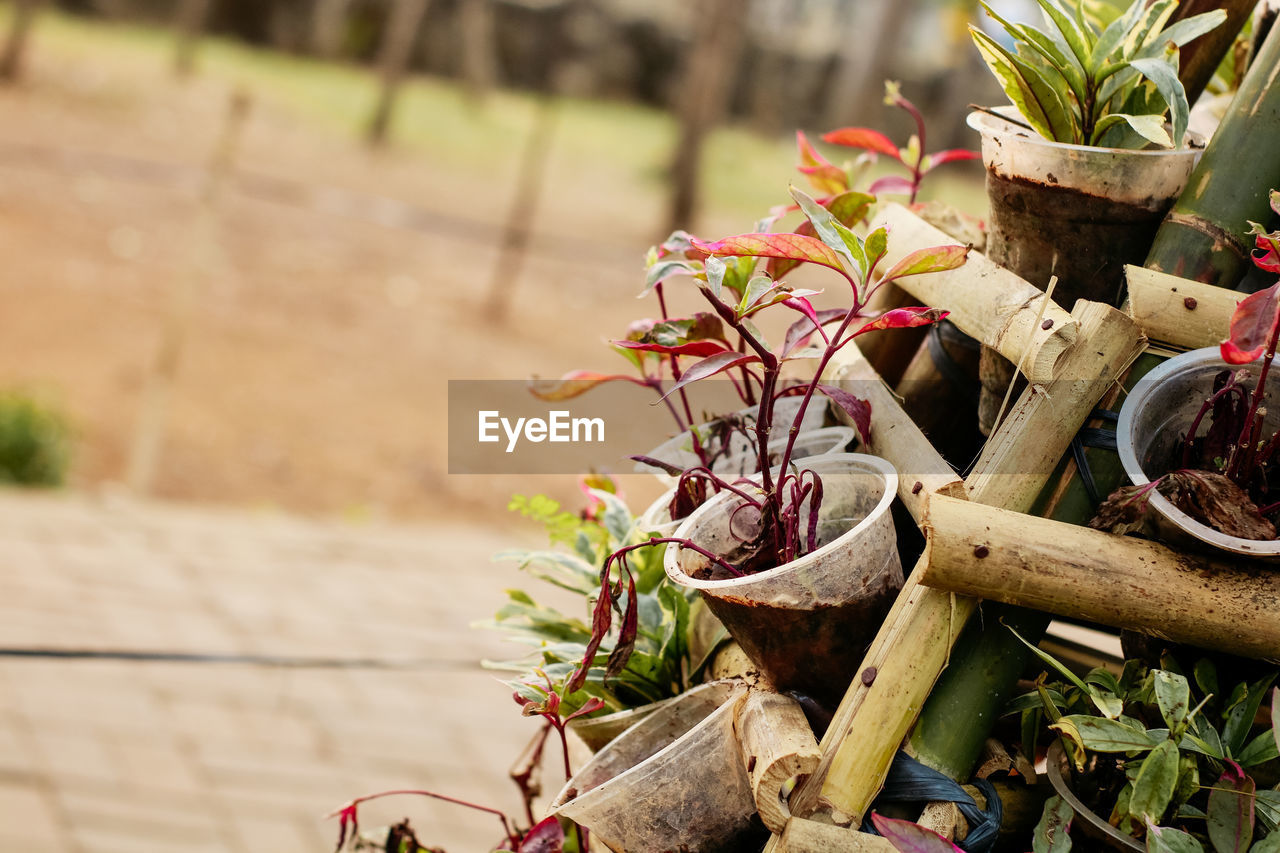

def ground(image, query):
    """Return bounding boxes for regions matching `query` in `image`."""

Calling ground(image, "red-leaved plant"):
[1093,191,1280,540]
[556,184,968,694]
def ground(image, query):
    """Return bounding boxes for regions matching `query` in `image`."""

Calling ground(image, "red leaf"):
[517,816,564,853]
[662,351,762,400]
[868,175,917,196]
[815,384,871,445]
[529,371,648,401]
[1221,282,1280,364]
[924,148,982,170]
[782,307,850,358]
[605,573,638,679]
[870,813,964,852]
[880,244,970,284]
[693,233,844,275]
[854,307,948,336]
[614,340,729,358]
[568,569,614,694]
[1252,229,1280,273]
[822,127,901,159]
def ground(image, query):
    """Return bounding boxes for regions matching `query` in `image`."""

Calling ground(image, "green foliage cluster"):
[0,391,71,487]
[972,0,1225,148]
[1009,632,1280,852]
[480,489,722,718]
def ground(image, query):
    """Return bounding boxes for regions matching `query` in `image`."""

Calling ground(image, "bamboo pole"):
[871,205,1078,384]
[781,301,1143,827]
[1145,23,1280,287]
[367,0,431,146]
[1170,0,1260,108]
[0,0,40,82]
[824,340,965,525]
[1125,264,1237,349]
[920,494,1280,662]
[737,691,822,834]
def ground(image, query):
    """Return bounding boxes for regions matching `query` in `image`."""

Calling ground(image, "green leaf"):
[1034,0,1095,74]
[1008,623,1090,694]
[1089,0,1145,73]
[1207,765,1255,853]
[1256,790,1280,832]
[1147,824,1207,853]
[1131,740,1180,824]
[1273,687,1279,756]
[1129,53,1189,148]
[790,186,861,273]
[1034,795,1075,853]
[1238,730,1280,769]
[1155,670,1193,732]
[1124,0,1177,57]
[979,1,1087,105]
[972,28,1074,142]
[1093,113,1172,148]
[1225,674,1278,758]
[879,244,970,284]
[1248,835,1280,852]
[1142,9,1229,54]
[1056,715,1163,752]
[704,256,726,299]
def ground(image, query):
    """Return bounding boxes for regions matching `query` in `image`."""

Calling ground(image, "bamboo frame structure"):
[775,300,1143,830]
[870,205,1078,383]
[737,691,823,834]
[920,494,1280,661]
[1124,264,1238,350]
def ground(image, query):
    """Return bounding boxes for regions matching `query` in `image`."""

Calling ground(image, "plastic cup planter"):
[637,426,859,537]
[551,680,768,853]
[967,108,1202,307]
[1117,346,1280,560]
[663,453,901,708]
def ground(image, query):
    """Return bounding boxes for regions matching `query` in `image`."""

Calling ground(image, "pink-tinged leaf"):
[767,191,875,279]
[529,371,648,401]
[614,339,729,358]
[1251,223,1280,273]
[881,244,970,283]
[568,570,614,694]
[922,148,982,172]
[854,307,948,337]
[662,351,762,400]
[796,130,849,196]
[564,696,606,724]
[783,307,851,359]
[517,816,564,853]
[1221,282,1280,364]
[693,233,844,275]
[1271,189,1280,218]
[822,127,902,160]
[1207,762,1255,853]
[816,384,871,445]
[868,175,917,196]
[869,813,964,853]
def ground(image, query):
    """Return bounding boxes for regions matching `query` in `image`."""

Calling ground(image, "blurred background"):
[0,1,998,850]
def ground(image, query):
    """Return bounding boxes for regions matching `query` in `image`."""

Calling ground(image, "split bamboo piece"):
[736,691,823,834]
[824,340,965,524]
[920,494,1280,662]
[870,204,1078,383]
[777,818,897,852]
[782,301,1143,828]
[1124,264,1237,350]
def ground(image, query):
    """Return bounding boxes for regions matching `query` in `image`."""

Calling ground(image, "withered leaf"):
[1158,470,1277,541]
[1089,483,1156,535]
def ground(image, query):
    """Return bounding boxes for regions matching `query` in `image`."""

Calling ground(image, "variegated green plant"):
[971,0,1226,149]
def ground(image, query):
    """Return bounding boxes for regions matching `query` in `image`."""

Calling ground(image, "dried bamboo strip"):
[920,494,1280,662]
[1125,264,1238,350]
[777,818,897,852]
[737,691,823,833]
[870,204,1078,383]
[785,301,1143,825]
[824,339,965,523]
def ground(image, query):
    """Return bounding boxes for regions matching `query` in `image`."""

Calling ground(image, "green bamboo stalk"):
[1146,22,1280,287]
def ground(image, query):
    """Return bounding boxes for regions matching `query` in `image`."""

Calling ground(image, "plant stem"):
[331,789,519,846]
[1228,321,1280,482]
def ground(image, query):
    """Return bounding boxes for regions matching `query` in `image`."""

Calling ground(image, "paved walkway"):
[0,489,563,852]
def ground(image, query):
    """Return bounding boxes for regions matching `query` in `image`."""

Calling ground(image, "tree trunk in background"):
[458,0,496,104]
[311,0,355,60]
[173,0,213,77]
[666,0,746,234]
[0,0,41,82]
[367,0,431,146]
[1170,0,1258,107]
[822,0,915,128]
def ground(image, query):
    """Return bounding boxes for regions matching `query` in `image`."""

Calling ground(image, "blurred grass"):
[9,4,985,224]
